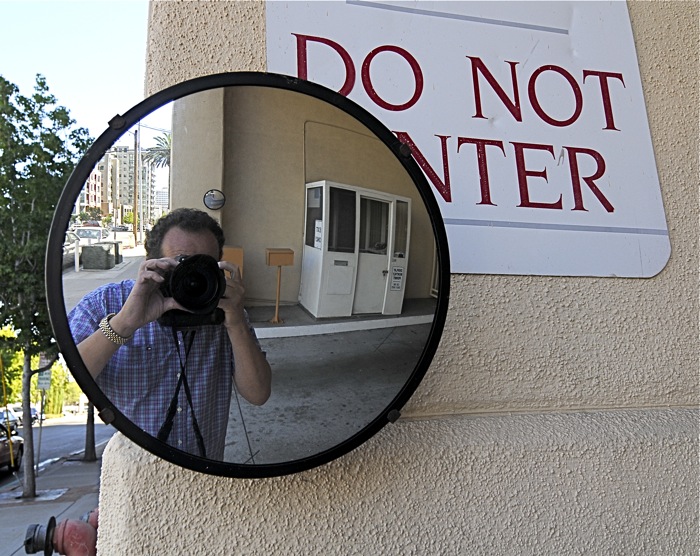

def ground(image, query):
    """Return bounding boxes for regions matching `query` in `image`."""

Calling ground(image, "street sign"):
[37,370,52,391]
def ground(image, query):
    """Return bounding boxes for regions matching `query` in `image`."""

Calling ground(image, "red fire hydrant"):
[52,509,99,556]
[24,508,98,556]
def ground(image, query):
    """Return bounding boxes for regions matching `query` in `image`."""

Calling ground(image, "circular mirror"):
[46,73,449,478]
[203,189,226,210]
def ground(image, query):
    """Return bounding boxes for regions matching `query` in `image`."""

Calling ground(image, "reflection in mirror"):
[203,189,226,210]
[58,83,441,468]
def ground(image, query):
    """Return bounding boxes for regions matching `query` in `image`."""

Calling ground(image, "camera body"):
[158,254,226,327]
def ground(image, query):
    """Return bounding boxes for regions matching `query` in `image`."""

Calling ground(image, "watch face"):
[46,72,449,478]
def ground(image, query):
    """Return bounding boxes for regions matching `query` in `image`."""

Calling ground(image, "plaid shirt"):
[68,280,251,460]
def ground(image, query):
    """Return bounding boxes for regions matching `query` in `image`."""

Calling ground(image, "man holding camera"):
[69,208,271,460]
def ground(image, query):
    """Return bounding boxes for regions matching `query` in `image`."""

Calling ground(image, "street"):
[0,414,116,489]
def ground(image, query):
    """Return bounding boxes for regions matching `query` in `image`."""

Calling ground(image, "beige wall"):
[97,1,698,553]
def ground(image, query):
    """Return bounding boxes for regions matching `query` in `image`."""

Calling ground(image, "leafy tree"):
[42,362,71,415]
[85,206,102,222]
[0,74,90,496]
[142,132,171,168]
[0,327,23,401]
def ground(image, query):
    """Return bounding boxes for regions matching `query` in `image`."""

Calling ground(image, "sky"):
[0,0,150,139]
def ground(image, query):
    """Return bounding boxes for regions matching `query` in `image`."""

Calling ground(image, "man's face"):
[160,227,220,261]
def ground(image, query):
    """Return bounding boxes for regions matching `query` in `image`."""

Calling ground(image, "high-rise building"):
[77,144,164,227]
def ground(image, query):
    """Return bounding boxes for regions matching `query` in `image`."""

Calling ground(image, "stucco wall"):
[96,1,698,554]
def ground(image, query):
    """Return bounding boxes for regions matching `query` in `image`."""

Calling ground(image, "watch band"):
[99,313,132,345]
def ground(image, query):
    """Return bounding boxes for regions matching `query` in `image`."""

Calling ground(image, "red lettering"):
[583,70,625,131]
[394,131,452,203]
[512,142,562,209]
[457,137,505,206]
[565,146,614,212]
[361,45,424,111]
[293,34,355,96]
[467,56,522,121]
[467,56,625,131]
[528,65,583,127]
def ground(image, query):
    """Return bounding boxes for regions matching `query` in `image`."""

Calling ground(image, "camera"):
[158,254,226,327]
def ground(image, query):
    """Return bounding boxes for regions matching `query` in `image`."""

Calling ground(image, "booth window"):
[328,187,356,253]
[305,187,323,248]
[359,198,389,255]
[394,200,408,258]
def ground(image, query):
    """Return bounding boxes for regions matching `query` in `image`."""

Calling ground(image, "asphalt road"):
[0,414,116,488]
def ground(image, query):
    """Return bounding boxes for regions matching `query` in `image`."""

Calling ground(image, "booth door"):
[382,199,410,315]
[353,196,391,314]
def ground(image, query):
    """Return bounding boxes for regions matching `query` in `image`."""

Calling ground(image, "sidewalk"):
[0,441,107,556]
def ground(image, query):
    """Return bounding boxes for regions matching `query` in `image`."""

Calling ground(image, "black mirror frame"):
[203,189,226,210]
[45,72,450,478]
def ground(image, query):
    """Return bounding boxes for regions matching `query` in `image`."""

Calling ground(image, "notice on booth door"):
[266,1,670,278]
[391,266,404,291]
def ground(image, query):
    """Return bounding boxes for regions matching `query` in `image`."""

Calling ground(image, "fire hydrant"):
[24,508,98,556]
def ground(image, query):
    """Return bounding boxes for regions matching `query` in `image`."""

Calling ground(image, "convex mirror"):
[46,72,449,478]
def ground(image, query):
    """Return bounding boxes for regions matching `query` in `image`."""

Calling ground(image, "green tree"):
[85,206,102,222]
[142,132,171,168]
[0,74,90,497]
[43,363,70,415]
[0,328,23,402]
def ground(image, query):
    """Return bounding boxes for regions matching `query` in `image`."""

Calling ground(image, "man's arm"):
[218,261,271,405]
[75,257,180,378]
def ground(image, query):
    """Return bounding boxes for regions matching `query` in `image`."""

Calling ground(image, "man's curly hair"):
[145,208,225,260]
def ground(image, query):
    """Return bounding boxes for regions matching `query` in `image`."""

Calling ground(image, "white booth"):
[300,180,411,318]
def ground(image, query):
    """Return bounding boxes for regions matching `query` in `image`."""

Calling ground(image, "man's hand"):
[108,257,183,338]
[217,261,246,329]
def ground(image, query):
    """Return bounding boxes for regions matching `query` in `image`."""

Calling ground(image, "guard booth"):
[299,180,411,318]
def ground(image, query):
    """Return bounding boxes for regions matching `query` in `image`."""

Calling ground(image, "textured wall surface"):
[97,1,698,554]
[99,409,697,554]
[145,0,266,93]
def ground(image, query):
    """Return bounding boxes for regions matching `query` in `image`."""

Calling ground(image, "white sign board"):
[314,219,323,249]
[37,370,52,391]
[266,1,670,277]
[391,266,404,291]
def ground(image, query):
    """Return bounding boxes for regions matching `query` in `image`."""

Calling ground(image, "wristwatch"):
[99,313,132,345]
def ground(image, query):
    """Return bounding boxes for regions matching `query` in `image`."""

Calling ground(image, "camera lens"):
[181,274,209,298]
[168,254,225,314]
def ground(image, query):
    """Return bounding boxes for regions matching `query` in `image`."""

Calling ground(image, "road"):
[0,414,116,488]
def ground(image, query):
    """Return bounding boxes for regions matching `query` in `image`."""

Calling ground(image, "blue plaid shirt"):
[68,280,252,459]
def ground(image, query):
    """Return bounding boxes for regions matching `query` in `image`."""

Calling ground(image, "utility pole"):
[132,129,139,242]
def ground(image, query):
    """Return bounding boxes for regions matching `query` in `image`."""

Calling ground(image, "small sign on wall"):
[267,1,670,278]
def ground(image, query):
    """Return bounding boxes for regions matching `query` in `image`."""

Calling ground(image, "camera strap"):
[157,328,207,458]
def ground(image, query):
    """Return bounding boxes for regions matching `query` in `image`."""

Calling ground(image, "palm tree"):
[142,132,171,168]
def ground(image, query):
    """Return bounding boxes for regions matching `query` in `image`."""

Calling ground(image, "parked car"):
[27,407,40,424]
[74,226,109,246]
[0,423,23,472]
[11,405,39,426]
[110,224,130,232]
[0,408,20,434]
[63,231,80,268]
